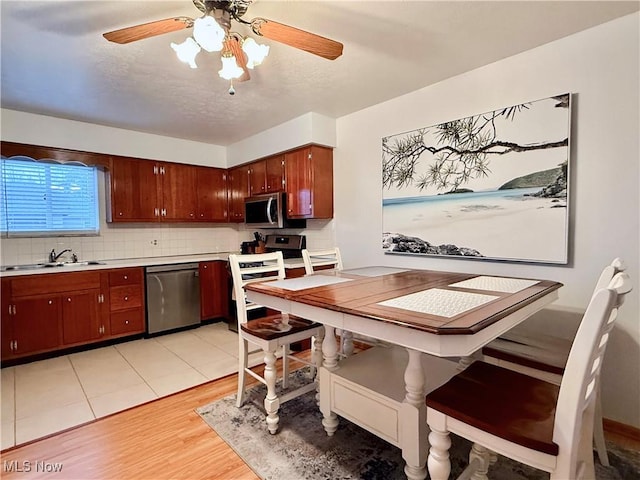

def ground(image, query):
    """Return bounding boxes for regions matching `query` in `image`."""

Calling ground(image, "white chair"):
[228,251,324,434]
[302,247,360,357]
[426,272,632,480]
[481,257,626,466]
[301,247,344,275]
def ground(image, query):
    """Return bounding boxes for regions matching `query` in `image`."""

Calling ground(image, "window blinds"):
[0,157,99,236]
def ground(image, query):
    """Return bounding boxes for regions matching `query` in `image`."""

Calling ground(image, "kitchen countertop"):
[0,253,320,277]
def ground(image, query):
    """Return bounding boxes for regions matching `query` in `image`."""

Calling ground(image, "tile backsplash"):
[0,220,335,266]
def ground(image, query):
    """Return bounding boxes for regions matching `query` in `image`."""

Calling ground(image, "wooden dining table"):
[245,266,563,480]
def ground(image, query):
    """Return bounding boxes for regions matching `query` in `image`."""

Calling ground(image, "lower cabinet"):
[199,261,229,321]
[108,267,145,336]
[1,267,145,362]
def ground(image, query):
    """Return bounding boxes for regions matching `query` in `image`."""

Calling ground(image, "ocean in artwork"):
[383,187,568,262]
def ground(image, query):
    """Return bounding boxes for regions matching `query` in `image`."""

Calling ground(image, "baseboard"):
[603,418,640,442]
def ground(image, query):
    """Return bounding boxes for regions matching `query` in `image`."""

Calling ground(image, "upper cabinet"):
[249,155,285,196]
[107,157,228,223]
[228,165,250,223]
[284,145,333,219]
[107,156,161,222]
[195,166,228,222]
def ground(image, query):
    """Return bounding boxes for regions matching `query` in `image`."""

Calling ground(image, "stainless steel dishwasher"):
[145,263,201,335]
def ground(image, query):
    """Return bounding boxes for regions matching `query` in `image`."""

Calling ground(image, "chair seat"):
[481,330,572,376]
[426,361,559,456]
[240,314,321,340]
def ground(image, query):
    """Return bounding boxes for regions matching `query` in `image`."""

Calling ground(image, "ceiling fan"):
[103,0,343,87]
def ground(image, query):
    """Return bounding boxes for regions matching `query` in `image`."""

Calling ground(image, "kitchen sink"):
[1,261,106,272]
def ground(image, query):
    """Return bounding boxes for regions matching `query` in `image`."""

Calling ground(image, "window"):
[0,156,99,237]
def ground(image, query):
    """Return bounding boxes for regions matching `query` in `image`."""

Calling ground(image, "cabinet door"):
[62,290,101,345]
[228,166,250,222]
[249,160,267,196]
[199,261,229,320]
[1,279,12,360]
[160,163,198,221]
[109,157,161,222]
[196,167,228,222]
[265,155,284,193]
[12,296,61,356]
[284,148,313,217]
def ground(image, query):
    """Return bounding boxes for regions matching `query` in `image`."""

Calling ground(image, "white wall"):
[227,112,336,166]
[1,109,226,167]
[334,13,640,428]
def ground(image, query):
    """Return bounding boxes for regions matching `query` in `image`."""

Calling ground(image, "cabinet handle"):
[67,297,72,302]
[161,208,167,217]
[203,265,208,269]
[8,305,11,315]
[124,275,128,280]
[124,296,129,301]
[118,212,123,216]
[125,320,129,325]
[154,165,158,175]
[160,166,165,175]
[12,340,17,351]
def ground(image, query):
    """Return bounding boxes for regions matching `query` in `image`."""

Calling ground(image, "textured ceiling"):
[1,1,638,146]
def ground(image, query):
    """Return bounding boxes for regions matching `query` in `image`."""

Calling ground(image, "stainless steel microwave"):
[244,193,307,229]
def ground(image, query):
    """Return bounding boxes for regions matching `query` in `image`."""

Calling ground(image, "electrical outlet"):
[151,239,158,246]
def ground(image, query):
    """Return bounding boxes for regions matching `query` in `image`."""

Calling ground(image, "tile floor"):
[0,321,262,450]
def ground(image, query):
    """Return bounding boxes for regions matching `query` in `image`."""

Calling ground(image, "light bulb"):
[193,16,225,52]
[218,54,244,80]
[242,37,269,69]
[171,37,200,69]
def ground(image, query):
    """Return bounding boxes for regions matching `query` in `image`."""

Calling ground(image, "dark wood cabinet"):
[3,293,62,359]
[228,165,250,222]
[160,162,198,221]
[108,268,145,337]
[107,156,161,222]
[195,166,228,222]
[108,158,228,223]
[284,145,333,219]
[249,155,284,196]
[62,290,102,345]
[1,267,145,362]
[199,261,229,320]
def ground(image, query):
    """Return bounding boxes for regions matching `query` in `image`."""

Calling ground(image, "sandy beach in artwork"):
[383,189,567,262]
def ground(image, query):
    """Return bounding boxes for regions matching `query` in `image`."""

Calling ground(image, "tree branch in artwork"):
[383,95,569,193]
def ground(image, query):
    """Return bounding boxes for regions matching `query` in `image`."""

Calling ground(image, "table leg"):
[342,330,355,357]
[401,348,428,480]
[313,327,325,405]
[320,325,339,436]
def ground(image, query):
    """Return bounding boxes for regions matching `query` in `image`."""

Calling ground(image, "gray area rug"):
[197,373,640,480]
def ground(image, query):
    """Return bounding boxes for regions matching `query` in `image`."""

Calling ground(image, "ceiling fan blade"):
[103,17,194,44]
[224,37,250,82]
[251,19,343,60]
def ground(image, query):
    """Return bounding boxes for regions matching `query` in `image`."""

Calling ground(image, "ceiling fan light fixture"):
[218,52,244,80]
[241,37,269,69]
[171,37,201,69]
[193,15,225,52]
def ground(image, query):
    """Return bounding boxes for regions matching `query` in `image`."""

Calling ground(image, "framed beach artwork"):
[382,93,571,264]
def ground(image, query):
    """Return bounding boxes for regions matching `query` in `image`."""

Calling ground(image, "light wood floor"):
[1,367,263,480]
[1,356,638,480]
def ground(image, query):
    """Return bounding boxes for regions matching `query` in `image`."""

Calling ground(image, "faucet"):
[49,248,73,263]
